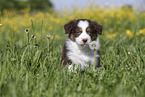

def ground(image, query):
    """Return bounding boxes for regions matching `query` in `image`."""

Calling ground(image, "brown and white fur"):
[61,19,103,72]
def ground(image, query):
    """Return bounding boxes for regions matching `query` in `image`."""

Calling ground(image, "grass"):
[0,6,145,97]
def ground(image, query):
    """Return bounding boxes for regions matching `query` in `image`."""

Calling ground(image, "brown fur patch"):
[61,43,72,68]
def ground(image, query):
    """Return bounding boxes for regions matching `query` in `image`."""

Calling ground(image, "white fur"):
[75,20,91,45]
[65,37,100,72]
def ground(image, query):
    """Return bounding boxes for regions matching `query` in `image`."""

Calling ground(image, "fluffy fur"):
[61,19,103,72]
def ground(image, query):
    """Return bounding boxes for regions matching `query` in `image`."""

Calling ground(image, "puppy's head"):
[64,19,103,45]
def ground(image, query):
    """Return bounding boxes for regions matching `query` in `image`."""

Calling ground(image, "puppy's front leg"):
[95,50,102,72]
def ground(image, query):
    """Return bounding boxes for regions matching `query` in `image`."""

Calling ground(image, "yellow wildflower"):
[50,36,54,40]
[126,30,133,38]
[136,28,145,36]
[46,34,51,39]
[50,35,63,40]
[107,33,118,39]
[0,24,2,26]
[55,35,63,40]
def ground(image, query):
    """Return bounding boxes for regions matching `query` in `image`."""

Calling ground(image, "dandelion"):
[136,28,145,36]
[25,28,29,34]
[89,41,99,50]
[46,34,51,52]
[89,41,99,71]
[46,34,51,39]
[126,29,133,38]
[0,24,2,26]
[50,36,54,40]
[25,28,30,59]
[107,33,119,39]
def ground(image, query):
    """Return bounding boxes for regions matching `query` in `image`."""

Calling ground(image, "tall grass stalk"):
[12,24,15,56]
[27,30,30,65]
[47,34,51,53]
[93,50,96,71]
[41,19,43,48]
[31,19,36,44]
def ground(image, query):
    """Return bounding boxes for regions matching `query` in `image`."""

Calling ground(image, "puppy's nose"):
[82,38,88,43]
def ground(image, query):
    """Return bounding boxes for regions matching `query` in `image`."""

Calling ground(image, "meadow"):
[0,6,145,97]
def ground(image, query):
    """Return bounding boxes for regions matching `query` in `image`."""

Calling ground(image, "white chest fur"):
[65,38,100,71]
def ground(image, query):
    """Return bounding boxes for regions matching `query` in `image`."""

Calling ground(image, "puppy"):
[61,19,103,72]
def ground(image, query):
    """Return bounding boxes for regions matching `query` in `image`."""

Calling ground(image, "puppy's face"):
[64,19,103,45]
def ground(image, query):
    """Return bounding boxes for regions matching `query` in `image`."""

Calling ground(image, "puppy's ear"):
[91,21,103,35]
[64,19,78,34]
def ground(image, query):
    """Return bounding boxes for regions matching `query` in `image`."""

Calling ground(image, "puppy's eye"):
[88,32,92,34]
[77,32,81,34]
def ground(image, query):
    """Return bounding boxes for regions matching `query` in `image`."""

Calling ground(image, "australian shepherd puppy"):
[61,19,103,72]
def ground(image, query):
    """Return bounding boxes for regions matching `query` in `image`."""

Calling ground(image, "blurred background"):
[0,0,145,49]
[50,0,145,10]
[0,0,145,13]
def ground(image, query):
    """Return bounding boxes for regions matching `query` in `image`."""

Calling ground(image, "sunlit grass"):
[0,6,145,97]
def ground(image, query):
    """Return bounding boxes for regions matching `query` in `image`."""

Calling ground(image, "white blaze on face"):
[75,20,91,45]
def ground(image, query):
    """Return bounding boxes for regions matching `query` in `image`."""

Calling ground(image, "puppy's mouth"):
[80,43,88,46]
